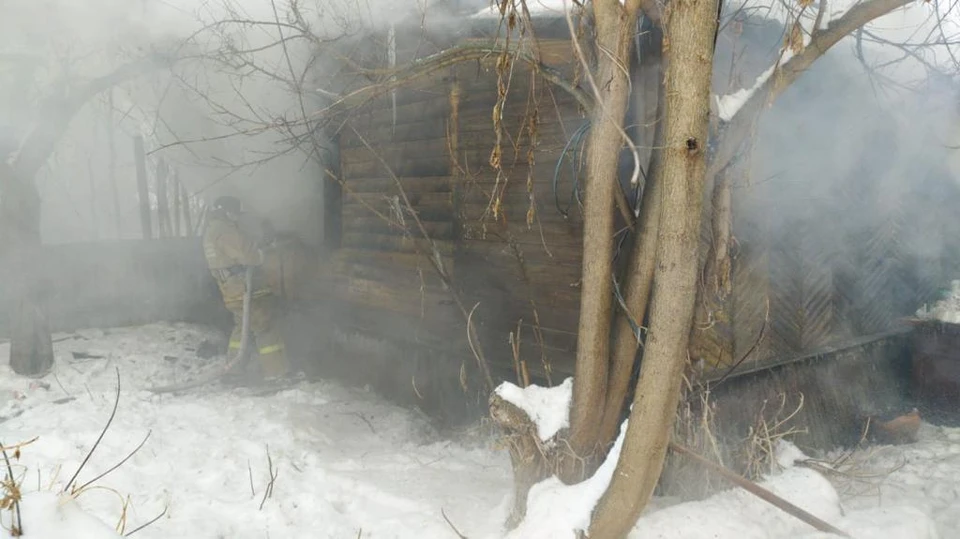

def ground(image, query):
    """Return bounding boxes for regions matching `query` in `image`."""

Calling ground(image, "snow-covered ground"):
[0,323,512,538]
[0,322,958,538]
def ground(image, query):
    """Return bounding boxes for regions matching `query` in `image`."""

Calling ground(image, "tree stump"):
[489,391,554,529]
[9,298,53,377]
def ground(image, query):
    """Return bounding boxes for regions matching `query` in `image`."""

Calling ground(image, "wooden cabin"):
[313,10,960,425]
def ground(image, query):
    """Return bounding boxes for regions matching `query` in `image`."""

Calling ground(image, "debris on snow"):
[0,322,958,539]
[0,323,513,539]
[494,377,573,441]
[630,441,939,539]
[915,279,960,323]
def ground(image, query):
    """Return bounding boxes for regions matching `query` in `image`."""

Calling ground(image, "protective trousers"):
[225,295,289,378]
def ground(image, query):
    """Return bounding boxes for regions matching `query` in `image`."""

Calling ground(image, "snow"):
[503,419,628,538]
[716,63,777,121]
[494,377,573,441]
[915,280,960,323]
[715,24,814,122]
[6,492,123,539]
[0,323,513,538]
[0,322,959,538]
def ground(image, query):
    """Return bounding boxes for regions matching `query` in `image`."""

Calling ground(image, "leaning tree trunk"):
[589,0,720,534]
[0,57,162,375]
[0,163,53,377]
[566,0,645,478]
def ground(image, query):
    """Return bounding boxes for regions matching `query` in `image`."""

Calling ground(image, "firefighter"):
[202,195,290,382]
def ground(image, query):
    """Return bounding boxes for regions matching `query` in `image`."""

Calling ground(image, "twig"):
[75,430,152,493]
[1,441,23,536]
[248,460,256,498]
[258,445,278,511]
[669,441,851,537]
[711,296,769,388]
[440,507,469,539]
[65,368,121,493]
[0,438,39,454]
[123,506,167,537]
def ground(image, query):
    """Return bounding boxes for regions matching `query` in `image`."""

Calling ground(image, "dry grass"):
[659,383,728,500]
[661,385,811,500]
[740,392,808,479]
[0,370,167,538]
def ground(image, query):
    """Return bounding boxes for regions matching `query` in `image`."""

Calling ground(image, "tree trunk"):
[173,171,182,237]
[134,135,153,239]
[598,65,666,448]
[107,88,122,238]
[1,58,162,374]
[156,157,170,238]
[1,164,54,377]
[589,0,719,534]
[567,0,644,472]
[689,165,734,368]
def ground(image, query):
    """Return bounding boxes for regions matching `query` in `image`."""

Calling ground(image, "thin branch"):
[670,441,851,537]
[710,0,914,177]
[440,507,469,539]
[75,430,152,493]
[321,42,594,118]
[64,367,121,494]
[123,506,168,537]
[1,440,23,536]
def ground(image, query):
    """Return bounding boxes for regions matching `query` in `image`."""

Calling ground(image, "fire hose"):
[147,265,254,394]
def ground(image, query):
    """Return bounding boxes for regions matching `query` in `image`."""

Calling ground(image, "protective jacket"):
[202,214,271,305]
[202,211,289,378]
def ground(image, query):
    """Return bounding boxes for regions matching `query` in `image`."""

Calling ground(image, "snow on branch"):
[708,0,914,176]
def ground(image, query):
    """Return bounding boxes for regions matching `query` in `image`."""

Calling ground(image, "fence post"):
[133,135,152,239]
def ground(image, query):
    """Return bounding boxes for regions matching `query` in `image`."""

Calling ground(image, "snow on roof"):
[494,377,573,441]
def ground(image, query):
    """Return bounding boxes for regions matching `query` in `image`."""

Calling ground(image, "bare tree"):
[141,0,956,534]
[0,54,171,375]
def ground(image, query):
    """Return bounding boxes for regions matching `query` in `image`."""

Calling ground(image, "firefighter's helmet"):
[211,195,243,219]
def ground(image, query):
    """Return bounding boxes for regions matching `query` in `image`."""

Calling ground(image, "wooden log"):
[344,176,453,194]
[343,216,454,241]
[341,157,450,179]
[342,200,453,223]
[330,273,453,317]
[341,232,455,257]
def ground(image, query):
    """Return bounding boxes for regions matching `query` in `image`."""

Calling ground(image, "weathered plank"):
[341,157,451,179]
[343,215,454,240]
[340,121,448,149]
[342,200,454,223]
[342,232,455,257]
[345,176,453,194]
